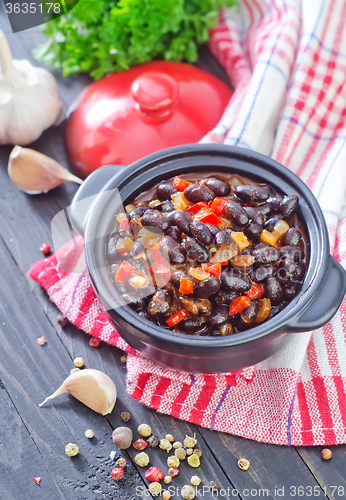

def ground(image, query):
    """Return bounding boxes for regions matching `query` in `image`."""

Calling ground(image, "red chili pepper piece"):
[133,439,147,450]
[145,466,164,482]
[114,260,135,283]
[33,477,41,485]
[179,278,194,294]
[186,202,208,214]
[206,262,221,278]
[166,308,190,327]
[150,248,170,267]
[220,261,229,266]
[210,197,229,215]
[229,296,252,316]
[246,283,265,300]
[119,219,129,230]
[193,207,222,225]
[39,243,51,255]
[173,176,191,191]
[89,336,101,347]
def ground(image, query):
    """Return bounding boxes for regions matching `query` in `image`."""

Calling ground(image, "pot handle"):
[288,256,346,332]
[69,165,125,237]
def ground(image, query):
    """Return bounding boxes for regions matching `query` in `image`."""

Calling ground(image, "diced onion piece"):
[171,191,189,211]
[116,212,128,223]
[188,267,210,281]
[149,199,162,208]
[123,236,134,251]
[229,175,245,188]
[231,232,250,251]
[254,298,271,324]
[231,254,255,268]
[210,244,239,264]
[125,204,135,213]
[272,220,290,240]
[217,217,232,230]
[128,274,147,289]
[138,227,162,248]
[260,229,278,246]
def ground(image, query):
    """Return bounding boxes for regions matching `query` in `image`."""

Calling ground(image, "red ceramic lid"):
[65,61,232,178]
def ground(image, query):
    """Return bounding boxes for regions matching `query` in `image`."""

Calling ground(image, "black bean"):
[183,237,210,263]
[221,268,251,293]
[253,246,280,264]
[277,260,296,285]
[179,295,212,316]
[141,209,169,232]
[224,201,249,227]
[173,211,193,236]
[130,240,146,259]
[235,184,271,203]
[130,205,151,218]
[277,266,290,286]
[241,300,260,321]
[215,288,238,305]
[264,215,283,231]
[205,176,230,196]
[190,220,214,246]
[265,277,283,305]
[243,207,264,225]
[184,183,216,203]
[155,200,175,213]
[283,281,301,300]
[170,270,195,289]
[267,305,282,320]
[165,210,177,225]
[266,196,284,212]
[195,276,221,299]
[179,317,203,332]
[244,223,263,242]
[107,235,120,260]
[282,227,303,246]
[148,290,173,316]
[122,293,148,310]
[156,181,178,200]
[137,309,152,321]
[215,230,231,246]
[279,245,304,262]
[250,264,276,282]
[206,223,220,236]
[279,195,299,220]
[160,236,186,265]
[166,226,182,241]
[208,305,232,325]
[256,203,272,218]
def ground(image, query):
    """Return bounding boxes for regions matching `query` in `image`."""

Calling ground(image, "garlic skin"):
[0,30,63,145]
[8,146,83,194]
[39,369,117,416]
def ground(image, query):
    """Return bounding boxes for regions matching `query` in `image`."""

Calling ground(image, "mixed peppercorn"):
[106,172,308,336]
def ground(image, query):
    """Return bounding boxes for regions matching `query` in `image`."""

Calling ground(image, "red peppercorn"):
[145,466,164,482]
[111,468,124,481]
[133,439,147,450]
[168,467,179,477]
[33,477,41,485]
[89,336,101,347]
[40,243,51,255]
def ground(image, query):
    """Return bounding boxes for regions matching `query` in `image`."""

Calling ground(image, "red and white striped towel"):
[29,0,346,446]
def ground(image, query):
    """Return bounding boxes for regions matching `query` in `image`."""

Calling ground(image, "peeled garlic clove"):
[39,369,117,416]
[8,146,83,194]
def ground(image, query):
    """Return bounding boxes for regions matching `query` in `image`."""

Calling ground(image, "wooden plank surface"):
[1,7,346,500]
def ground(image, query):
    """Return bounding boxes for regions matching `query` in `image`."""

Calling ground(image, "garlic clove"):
[39,369,117,416]
[8,146,83,194]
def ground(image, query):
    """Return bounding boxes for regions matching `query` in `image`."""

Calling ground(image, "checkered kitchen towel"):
[29,0,346,445]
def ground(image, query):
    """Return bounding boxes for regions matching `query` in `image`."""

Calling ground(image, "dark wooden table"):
[1,8,346,500]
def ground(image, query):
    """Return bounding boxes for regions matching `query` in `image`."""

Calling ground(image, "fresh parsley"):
[34,0,237,79]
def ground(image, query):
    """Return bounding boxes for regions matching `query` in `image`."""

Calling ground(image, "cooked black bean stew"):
[106,173,309,336]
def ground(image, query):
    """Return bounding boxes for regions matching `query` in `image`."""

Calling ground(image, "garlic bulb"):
[39,369,117,416]
[8,146,83,194]
[0,30,63,145]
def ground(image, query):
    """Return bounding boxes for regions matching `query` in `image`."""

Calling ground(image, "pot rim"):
[84,144,329,348]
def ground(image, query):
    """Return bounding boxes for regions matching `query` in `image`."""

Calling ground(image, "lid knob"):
[131,71,178,117]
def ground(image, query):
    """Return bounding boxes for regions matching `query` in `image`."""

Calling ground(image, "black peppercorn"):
[147,435,159,448]
[57,315,68,326]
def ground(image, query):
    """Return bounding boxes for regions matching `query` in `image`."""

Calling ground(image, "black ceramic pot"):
[70,145,346,373]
